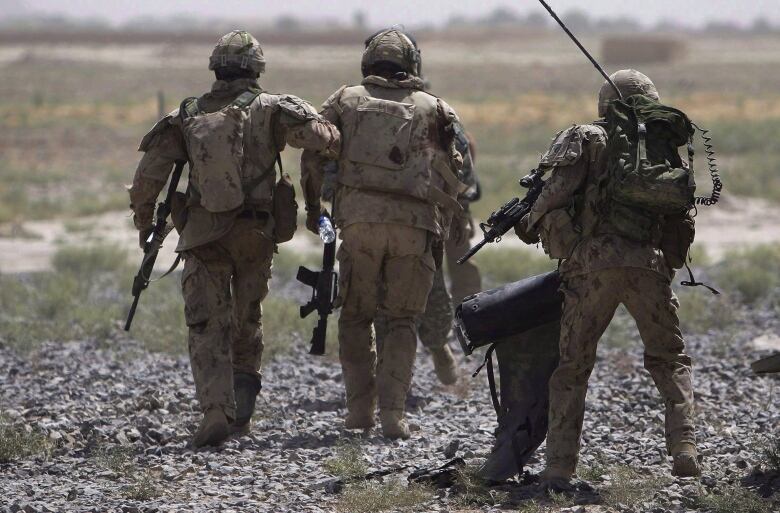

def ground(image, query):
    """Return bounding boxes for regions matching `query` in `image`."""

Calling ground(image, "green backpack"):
[603,94,697,241]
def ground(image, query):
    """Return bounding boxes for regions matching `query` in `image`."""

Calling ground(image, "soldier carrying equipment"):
[124,160,185,331]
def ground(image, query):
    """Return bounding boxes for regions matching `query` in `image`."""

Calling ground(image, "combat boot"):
[671,442,701,477]
[345,409,376,430]
[231,372,262,436]
[430,346,458,385]
[192,408,230,448]
[380,409,411,440]
[540,467,574,494]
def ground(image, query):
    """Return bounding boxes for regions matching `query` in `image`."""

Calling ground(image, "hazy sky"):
[15,0,780,28]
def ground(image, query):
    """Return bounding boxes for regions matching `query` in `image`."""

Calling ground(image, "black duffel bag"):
[454,270,563,355]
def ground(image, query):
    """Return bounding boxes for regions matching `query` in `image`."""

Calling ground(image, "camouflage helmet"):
[361,28,421,77]
[598,69,659,117]
[209,30,265,74]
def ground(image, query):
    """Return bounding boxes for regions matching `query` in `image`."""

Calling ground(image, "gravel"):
[1,315,778,512]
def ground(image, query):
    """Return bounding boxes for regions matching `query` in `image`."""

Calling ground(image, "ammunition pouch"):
[170,191,188,234]
[660,212,695,270]
[272,172,298,243]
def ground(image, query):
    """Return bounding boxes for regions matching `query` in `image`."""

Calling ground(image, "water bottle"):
[318,215,336,243]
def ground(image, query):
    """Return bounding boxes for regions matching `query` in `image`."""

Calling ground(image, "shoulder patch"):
[540,125,586,167]
[277,95,318,122]
[138,108,179,152]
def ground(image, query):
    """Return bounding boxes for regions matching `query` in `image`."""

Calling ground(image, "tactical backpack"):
[602,94,697,241]
[180,90,262,213]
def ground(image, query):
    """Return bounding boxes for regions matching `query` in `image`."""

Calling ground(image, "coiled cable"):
[692,122,723,206]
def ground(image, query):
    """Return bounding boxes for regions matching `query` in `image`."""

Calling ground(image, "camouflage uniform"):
[413,129,481,386]
[521,70,697,481]
[129,31,339,446]
[302,29,464,438]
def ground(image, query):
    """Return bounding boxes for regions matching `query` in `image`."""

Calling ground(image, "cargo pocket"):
[181,258,211,328]
[334,244,352,309]
[385,251,436,315]
[345,97,415,170]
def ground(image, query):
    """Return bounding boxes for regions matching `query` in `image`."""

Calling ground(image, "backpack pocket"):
[272,172,298,243]
[660,213,695,269]
[182,108,248,213]
[345,97,415,170]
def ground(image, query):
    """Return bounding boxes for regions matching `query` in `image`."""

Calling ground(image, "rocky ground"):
[0,318,778,513]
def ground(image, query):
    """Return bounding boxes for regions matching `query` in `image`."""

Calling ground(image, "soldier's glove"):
[305,207,324,235]
[138,226,154,250]
[514,214,540,245]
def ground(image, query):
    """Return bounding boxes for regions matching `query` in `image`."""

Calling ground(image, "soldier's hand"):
[514,214,539,245]
[138,227,154,250]
[306,207,323,235]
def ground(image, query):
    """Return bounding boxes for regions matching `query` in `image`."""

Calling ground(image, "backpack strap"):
[232,88,262,110]
[179,97,201,121]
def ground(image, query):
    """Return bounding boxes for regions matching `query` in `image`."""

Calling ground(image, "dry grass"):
[689,484,774,513]
[336,478,434,513]
[601,466,670,509]
[0,421,51,463]
[324,440,369,480]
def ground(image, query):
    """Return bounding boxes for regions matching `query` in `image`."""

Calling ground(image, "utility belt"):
[237,208,270,221]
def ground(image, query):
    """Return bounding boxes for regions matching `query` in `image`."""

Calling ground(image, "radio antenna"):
[537,0,622,99]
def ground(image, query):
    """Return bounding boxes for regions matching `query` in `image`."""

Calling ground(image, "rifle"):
[297,216,338,356]
[457,168,546,264]
[124,160,186,331]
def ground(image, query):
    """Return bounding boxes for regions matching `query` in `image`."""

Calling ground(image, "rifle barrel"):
[124,294,140,331]
[457,239,487,265]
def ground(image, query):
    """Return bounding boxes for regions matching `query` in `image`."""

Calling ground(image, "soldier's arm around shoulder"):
[276,93,340,159]
[435,98,465,172]
[299,87,347,222]
[526,124,603,229]
[128,110,188,230]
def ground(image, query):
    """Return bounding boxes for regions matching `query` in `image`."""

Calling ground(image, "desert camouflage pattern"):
[526,116,695,479]
[301,74,464,240]
[209,30,266,74]
[336,223,436,418]
[547,268,695,476]
[444,207,482,305]
[129,78,339,252]
[527,124,671,278]
[361,28,421,77]
[129,77,339,422]
[181,218,274,420]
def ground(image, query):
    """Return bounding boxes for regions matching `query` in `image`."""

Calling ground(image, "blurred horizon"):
[1,0,780,33]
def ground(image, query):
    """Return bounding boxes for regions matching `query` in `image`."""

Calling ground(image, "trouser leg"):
[546,271,620,477]
[622,269,696,453]
[182,249,235,420]
[417,266,453,351]
[336,224,382,419]
[444,221,482,306]
[377,225,435,436]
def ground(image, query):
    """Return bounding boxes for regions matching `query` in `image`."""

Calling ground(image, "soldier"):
[416,119,482,386]
[376,120,478,387]
[516,70,700,489]
[128,30,339,448]
[301,28,465,439]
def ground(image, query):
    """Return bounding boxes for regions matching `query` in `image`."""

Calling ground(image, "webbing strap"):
[681,261,720,295]
[472,343,500,414]
[635,122,648,171]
